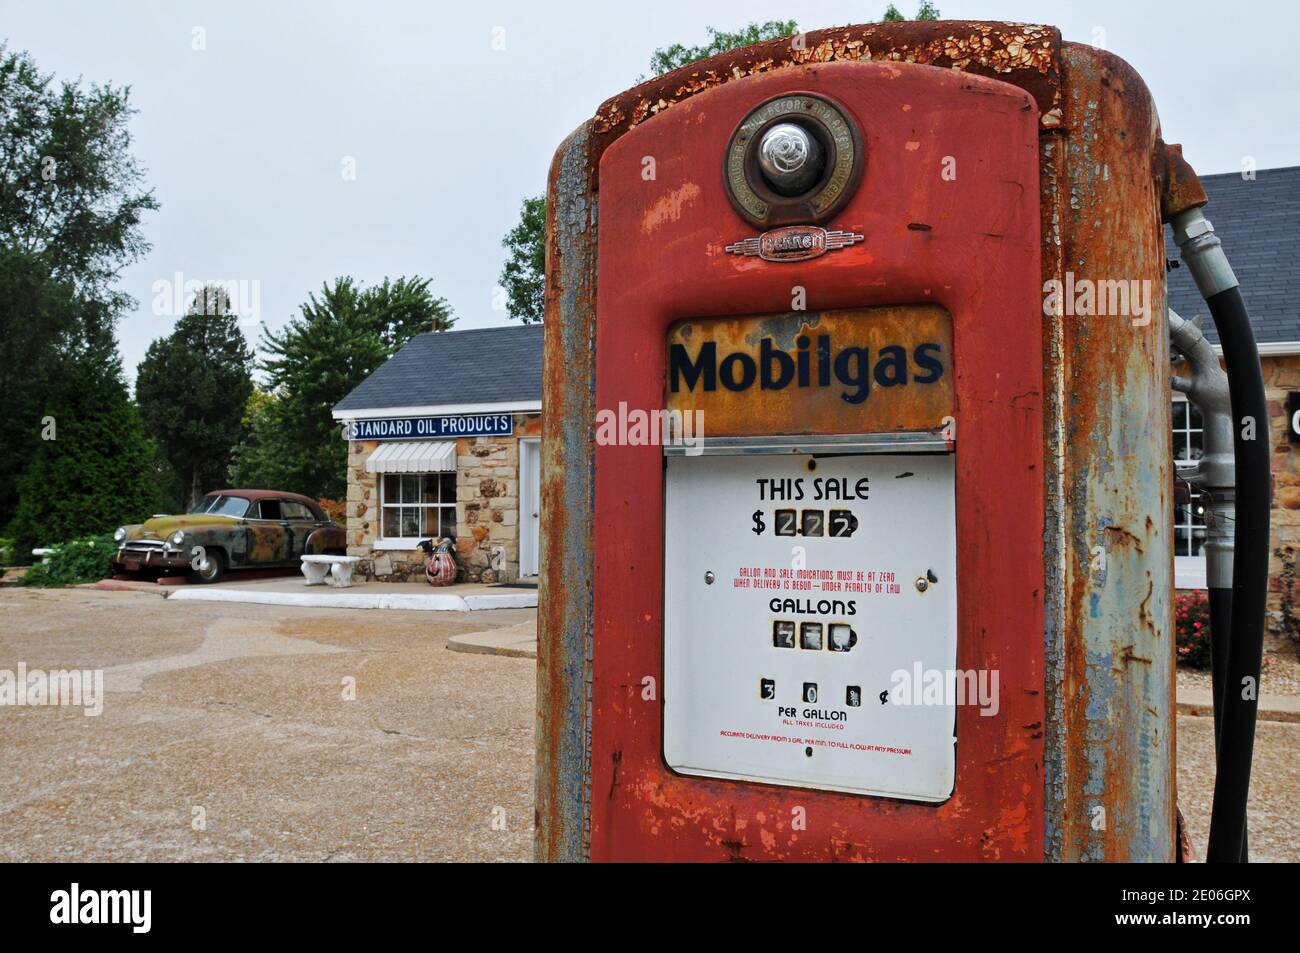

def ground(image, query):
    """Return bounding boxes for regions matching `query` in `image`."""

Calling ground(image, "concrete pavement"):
[0,587,536,861]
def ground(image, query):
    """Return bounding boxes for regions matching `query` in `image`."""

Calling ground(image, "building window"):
[1173,398,1207,588]
[380,473,457,541]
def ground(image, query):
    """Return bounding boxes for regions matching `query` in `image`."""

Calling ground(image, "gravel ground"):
[1176,634,1300,862]
[1177,634,1300,696]
[1177,715,1300,862]
[0,587,536,862]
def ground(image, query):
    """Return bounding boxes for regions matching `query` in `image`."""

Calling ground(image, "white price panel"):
[663,451,958,801]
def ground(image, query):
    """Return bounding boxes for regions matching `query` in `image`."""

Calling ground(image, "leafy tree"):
[0,45,157,526]
[228,389,294,491]
[883,3,940,20]
[8,341,161,556]
[645,21,800,77]
[135,286,255,508]
[498,196,546,324]
[231,276,453,499]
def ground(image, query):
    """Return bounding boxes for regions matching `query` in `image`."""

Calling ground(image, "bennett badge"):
[725,225,864,262]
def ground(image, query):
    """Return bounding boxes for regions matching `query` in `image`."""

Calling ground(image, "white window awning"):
[364,441,457,474]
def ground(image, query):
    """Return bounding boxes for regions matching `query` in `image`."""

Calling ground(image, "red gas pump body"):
[591,62,1043,861]
[539,21,1176,863]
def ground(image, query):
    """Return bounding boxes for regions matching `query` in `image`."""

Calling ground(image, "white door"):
[519,438,541,577]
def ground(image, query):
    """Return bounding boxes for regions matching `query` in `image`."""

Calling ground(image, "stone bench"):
[301,554,362,588]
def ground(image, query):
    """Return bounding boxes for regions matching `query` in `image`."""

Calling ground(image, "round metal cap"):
[757,122,823,196]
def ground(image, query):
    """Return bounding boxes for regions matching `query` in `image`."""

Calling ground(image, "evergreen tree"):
[8,341,161,554]
[135,286,255,508]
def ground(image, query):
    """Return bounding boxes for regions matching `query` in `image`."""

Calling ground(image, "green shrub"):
[0,536,14,566]
[1175,589,1212,669]
[19,534,116,587]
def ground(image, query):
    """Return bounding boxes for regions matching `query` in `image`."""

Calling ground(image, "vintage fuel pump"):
[536,21,1268,862]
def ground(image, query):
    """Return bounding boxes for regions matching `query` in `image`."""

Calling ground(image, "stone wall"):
[345,413,540,583]
[1265,355,1300,613]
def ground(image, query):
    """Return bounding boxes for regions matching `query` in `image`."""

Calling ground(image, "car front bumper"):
[113,547,191,571]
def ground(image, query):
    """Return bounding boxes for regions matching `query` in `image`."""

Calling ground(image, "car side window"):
[257,499,283,521]
[281,501,312,521]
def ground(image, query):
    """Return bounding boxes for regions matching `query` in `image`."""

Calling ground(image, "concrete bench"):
[32,548,54,563]
[301,554,362,588]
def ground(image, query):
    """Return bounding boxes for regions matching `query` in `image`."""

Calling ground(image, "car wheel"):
[187,548,225,584]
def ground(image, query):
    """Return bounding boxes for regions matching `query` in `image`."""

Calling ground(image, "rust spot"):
[591,21,1063,147]
[1103,525,1144,553]
[1157,140,1208,223]
[608,748,622,799]
[720,839,751,862]
[641,181,702,234]
[1119,645,1153,667]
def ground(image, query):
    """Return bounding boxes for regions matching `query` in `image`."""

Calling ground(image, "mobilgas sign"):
[670,335,943,404]
[345,413,514,441]
[665,307,955,438]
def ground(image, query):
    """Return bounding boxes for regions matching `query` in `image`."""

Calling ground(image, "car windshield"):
[189,495,250,518]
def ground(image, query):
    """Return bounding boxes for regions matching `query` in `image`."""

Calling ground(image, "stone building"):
[332,325,542,583]
[1167,165,1300,608]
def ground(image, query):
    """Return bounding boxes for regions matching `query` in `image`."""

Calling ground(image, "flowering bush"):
[19,535,116,587]
[1175,589,1213,670]
[317,498,346,524]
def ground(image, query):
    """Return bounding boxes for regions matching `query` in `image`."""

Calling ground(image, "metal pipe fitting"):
[1170,207,1240,300]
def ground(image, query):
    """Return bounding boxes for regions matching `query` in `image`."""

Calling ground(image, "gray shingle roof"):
[333,324,543,413]
[1166,166,1300,345]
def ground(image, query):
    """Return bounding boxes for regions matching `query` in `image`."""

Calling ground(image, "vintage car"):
[113,489,347,583]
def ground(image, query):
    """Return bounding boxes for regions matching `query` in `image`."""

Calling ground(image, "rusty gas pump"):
[536,20,1267,863]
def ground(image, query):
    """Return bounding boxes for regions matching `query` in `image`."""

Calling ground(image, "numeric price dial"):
[751,508,858,537]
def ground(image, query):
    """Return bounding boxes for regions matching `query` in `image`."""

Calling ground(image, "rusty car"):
[112,489,347,583]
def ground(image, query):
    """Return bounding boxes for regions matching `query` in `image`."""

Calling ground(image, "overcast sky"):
[5,0,1298,381]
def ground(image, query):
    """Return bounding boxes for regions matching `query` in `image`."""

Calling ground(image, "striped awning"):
[364,441,457,474]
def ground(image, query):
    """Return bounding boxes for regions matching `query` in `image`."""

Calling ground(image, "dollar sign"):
[751,509,765,535]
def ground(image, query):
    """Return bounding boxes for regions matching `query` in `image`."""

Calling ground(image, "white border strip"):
[166,588,537,611]
[332,400,541,420]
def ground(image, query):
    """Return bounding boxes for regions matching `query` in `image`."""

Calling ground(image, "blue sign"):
[346,413,514,441]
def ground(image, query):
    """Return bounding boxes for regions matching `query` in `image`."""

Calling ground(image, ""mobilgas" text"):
[668,334,943,405]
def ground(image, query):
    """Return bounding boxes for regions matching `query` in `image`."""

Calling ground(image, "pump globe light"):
[757,122,823,196]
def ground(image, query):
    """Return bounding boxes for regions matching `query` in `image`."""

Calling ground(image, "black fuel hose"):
[1208,586,1232,749]
[1204,286,1269,864]
[1207,585,1247,862]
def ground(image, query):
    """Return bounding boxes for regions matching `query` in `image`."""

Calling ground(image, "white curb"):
[166,587,536,612]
